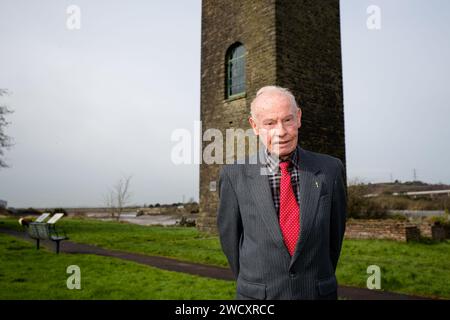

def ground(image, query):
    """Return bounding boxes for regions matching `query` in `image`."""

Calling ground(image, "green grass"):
[0,233,235,299]
[336,239,450,299]
[1,216,449,299]
[0,217,229,266]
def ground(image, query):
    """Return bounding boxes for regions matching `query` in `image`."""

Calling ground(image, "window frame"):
[225,43,246,99]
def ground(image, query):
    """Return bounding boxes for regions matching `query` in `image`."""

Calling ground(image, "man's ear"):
[297,108,302,128]
[249,116,259,135]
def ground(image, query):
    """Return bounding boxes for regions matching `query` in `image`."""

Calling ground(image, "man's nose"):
[275,121,287,136]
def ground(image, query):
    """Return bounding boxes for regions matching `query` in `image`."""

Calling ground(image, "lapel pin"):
[315,181,319,188]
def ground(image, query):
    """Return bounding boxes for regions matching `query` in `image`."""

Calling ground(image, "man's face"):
[249,93,302,158]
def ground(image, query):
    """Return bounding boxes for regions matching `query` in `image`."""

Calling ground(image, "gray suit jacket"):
[217,146,347,300]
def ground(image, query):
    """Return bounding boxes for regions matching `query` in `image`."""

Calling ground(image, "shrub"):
[347,184,387,219]
[429,213,450,227]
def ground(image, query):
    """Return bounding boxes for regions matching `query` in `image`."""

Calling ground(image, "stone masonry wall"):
[345,219,450,242]
[199,0,278,233]
[198,0,345,233]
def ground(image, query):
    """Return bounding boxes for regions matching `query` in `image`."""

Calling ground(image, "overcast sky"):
[0,0,449,208]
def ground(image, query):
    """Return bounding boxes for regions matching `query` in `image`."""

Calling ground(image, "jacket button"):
[289,272,297,278]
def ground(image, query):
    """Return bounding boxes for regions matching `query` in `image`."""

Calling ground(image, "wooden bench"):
[27,214,68,254]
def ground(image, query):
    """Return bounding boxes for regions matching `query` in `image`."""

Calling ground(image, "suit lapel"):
[245,158,288,253]
[245,146,323,266]
[246,152,289,256]
[289,154,322,268]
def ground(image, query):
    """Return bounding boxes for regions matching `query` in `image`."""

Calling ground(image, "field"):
[0,232,235,299]
[0,216,449,299]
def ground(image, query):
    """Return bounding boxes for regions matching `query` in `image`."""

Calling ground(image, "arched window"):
[225,43,246,98]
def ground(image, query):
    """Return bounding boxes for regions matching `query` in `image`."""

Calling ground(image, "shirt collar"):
[264,145,300,173]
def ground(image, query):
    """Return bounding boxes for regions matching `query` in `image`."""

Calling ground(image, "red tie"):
[279,161,300,256]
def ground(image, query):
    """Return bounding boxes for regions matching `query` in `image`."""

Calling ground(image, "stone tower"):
[197,0,346,233]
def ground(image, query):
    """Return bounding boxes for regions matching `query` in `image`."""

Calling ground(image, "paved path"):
[0,228,435,300]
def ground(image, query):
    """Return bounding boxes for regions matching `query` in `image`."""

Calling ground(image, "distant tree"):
[104,175,133,221]
[0,89,14,168]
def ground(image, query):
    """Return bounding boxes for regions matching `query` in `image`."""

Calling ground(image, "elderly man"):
[217,86,347,300]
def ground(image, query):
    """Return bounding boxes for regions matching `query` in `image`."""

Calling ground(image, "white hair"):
[250,85,299,119]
